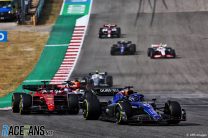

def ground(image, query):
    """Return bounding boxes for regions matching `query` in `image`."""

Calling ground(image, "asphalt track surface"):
[1,0,208,137]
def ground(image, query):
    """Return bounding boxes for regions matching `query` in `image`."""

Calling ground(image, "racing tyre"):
[19,94,32,115]
[68,94,79,114]
[12,93,24,113]
[129,44,136,55]
[172,50,176,58]
[106,76,113,87]
[147,48,153,57]
[150,50,155,59]
[164,101,182,124]
[117,27,121,38]
[99,28,103,38]
[111,45,116,56]
[83,93,101,120]
[115,101,132,124]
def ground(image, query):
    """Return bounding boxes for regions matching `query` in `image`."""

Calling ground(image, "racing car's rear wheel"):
[12,93,24,113]
[111,45,117,55]
[147,48,153,57]
[164,101,182,124]
[117,27,121,38]
[129,44,136,55]
[115,101,132,124]
[68,94,79,114]
[106,76,113,87]
[83,93,101,120]
[172,50,176,58]
[19,94,32,115]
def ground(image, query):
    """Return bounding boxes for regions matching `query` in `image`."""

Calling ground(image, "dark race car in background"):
[83,87,186,125]
[12,81,80,115]
[82,71,113,88]
[99,24,121,38]
[111,41,136,55]
[148,43,176,59]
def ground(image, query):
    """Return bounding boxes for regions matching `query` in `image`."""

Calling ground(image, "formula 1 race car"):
[99,24,121,38]
[83,87,186,125]
[82,71,113,87]
[148,43,176,59]
[12,81,80,115]
[111,41,136,55]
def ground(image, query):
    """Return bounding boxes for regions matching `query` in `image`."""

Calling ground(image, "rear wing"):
[22,84,59,91]
[151,44,167,48]
[92,88,123,96]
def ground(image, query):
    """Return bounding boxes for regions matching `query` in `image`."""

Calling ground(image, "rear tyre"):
[83,93,101,120]
[19,94,32,115]
[12,93,23,113]
[99,28,103,38]
[147,48,153,57]
[172,50,176,58]
[115,101,132,124]
[117,27,121,38]
[68,94,79,114]
[111,46,116,55]
[106,76,113,87]
[129,44,136,55]
[164,101,182,124]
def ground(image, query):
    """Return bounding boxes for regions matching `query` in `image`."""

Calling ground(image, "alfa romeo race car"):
[82,71,113,87]
[148,43,176,59]
[111,41,136,55]
[83,87,186,125]
[99,24,121,38]
[12,81,80,115]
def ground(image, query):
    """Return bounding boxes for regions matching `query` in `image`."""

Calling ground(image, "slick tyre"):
[68,94,80,114]
[115,101,132,124]
[165,101,182,124]
[106,76,113,87]
[19,94,32,115]
[117,27,121,38]
[148,48,153,57]
[12,93,24,113]
[129,44,136,55]
[83,94,101,120]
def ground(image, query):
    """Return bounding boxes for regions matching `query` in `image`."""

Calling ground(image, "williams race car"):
[82,71,113,87]
[111,41,136,55]
[99,24,121,38]
[12,81,80,114]
[83,87,186,125]
[148,43,176,59]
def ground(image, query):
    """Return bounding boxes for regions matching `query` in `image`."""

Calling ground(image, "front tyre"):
[83,94,101,120]
[115,101,132,124]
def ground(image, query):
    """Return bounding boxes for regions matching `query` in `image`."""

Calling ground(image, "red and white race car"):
[99,24,121,38]
[147,43,176,59]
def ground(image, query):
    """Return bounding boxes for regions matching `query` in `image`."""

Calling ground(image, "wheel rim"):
[83,100,88,118]
[115,107,122,123]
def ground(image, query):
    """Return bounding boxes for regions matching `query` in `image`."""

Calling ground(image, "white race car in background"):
[147,43,176,59]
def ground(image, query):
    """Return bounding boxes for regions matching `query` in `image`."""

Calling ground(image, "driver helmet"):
[95,70,99,74]
[123,89,134,96]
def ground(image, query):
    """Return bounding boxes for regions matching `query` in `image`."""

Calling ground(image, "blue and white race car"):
[83,87,186,124]
[111,41,136,55]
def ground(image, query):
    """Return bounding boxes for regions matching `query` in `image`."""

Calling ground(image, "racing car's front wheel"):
[83,93,101,120]
[115,101,132,124]
[164,101,182,124]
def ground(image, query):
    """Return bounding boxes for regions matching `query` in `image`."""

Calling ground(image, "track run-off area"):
[1,0,208,137]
